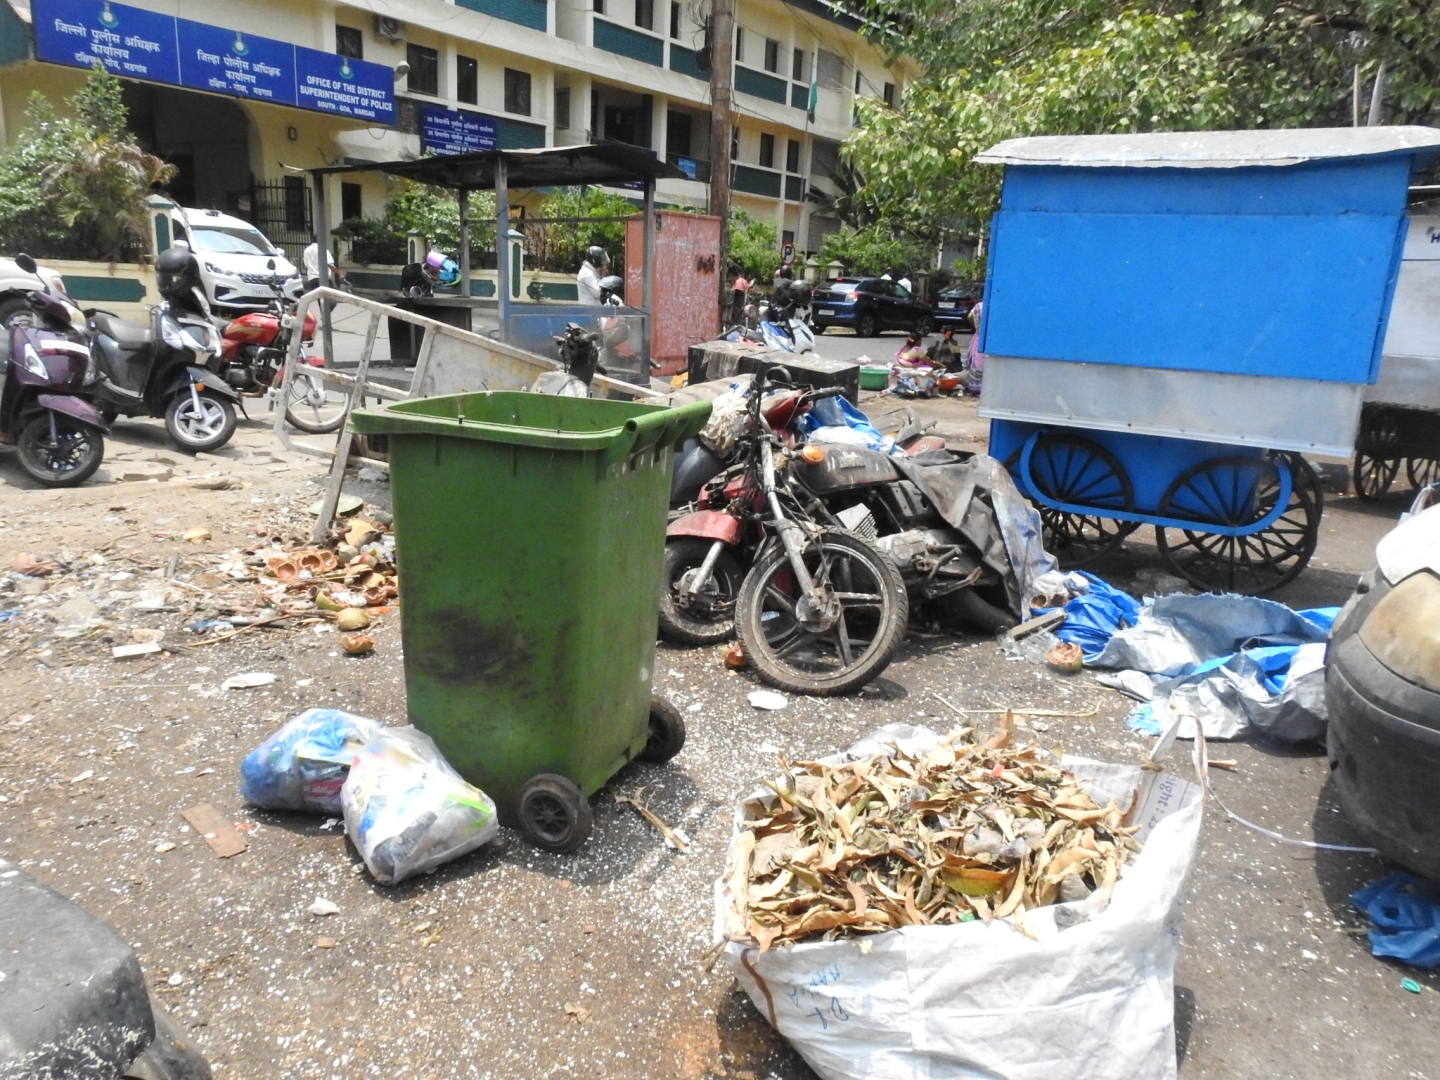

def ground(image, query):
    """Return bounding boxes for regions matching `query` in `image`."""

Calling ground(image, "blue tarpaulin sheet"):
[1353,873,1440,969]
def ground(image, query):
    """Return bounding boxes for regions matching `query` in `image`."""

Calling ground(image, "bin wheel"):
[517,774,592,854]
[1155,453,1321,595]
[1007,435,1136,568]
[640,697,687,764]
[1407,457,1440,490]
[1354,451,1398,500]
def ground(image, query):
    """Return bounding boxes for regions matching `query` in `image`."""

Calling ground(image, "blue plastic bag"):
[1045,572,1142,662]
[1352,873,1440,969]
[239,708,383,814]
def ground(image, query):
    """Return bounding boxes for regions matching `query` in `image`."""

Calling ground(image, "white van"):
[170,207,300,314]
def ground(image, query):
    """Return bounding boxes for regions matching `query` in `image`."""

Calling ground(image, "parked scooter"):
[0,254,108,486]
[217,260,344,433]
[86,246,241,453]
[758,300,817,354]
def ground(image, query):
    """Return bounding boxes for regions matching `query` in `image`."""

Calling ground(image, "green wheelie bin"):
[349,391,711,853]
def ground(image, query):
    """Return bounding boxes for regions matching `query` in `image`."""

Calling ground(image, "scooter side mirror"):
[14,253,37,276]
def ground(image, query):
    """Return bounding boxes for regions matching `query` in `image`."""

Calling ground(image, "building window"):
[457,55,478,105]
[785,138,800,173]
[816,49,844,90]
[759,132,775,169]
[406,44,439,96]
[504,69,532,115]
[763,38,779,74]
[635,0,654,30]
[667,109,692,156]
[792,48,807,82]
[883,81,896,107]
[555,87,571,129]
[340,182,363,223]
[782,229,795,245]
[669,1,680,38]
[335,25,363,60]
[593,0,604,12]
[734,27,744,63]
[811,137,839,177]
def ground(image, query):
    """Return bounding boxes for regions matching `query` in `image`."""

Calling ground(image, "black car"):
[809,277,934,337]
[932,282,983,328]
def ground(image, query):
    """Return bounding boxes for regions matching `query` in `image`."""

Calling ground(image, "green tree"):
[531,187,638,274]
[0,66,173,261]
[726,209,779,283]
[844,0,1440,234]
[335,181,496,265]
[817,223,934,278]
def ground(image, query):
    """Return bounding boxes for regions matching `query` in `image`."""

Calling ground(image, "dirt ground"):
[1,403,1437,1079]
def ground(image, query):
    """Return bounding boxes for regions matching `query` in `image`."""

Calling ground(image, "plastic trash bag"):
[716,725,1204,1080]
[341,726,499,885]
[239,708,383,814]
[802,395,887,451]
[1352,873,1440,969]
[1044,571,1142,662]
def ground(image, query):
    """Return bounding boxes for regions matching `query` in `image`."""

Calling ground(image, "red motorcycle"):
[217,264,345,434]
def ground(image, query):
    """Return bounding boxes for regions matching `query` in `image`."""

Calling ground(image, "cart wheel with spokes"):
[735,529,908,696]
[1009,434,1137,568]
[1406,457,1440,490]
[1154,453,1321,595]
[517,773,592,854]
[1354,407,1401,500]
[1354,451,1398,500]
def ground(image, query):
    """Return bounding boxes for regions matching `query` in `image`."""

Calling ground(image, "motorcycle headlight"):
[1358,569,1440,692]
[160,316,186,350]
[19,342,46,377]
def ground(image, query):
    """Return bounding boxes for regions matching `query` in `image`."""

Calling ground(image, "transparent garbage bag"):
[341,726,499,885]
[239,708,383,814]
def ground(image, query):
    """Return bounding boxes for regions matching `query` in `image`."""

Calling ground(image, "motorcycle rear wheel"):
[735,529,908,696]
[283,370,347,434]
[17,412,103,487]
[658,538,745,645]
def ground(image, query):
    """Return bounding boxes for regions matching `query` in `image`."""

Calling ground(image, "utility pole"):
[708,0,734,314]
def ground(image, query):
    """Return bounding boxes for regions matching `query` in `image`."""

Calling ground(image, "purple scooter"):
[0,254,108,486]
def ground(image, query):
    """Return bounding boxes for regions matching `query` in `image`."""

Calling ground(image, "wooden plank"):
[180,804,249,858]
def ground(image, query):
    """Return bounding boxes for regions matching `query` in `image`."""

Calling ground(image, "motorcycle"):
[0,253,108,486]
[86,246,241,453]
[217,260,345,434]
[757,299,816,354]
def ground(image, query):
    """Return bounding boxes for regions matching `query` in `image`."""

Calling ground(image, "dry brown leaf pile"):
[728,717,1142,951]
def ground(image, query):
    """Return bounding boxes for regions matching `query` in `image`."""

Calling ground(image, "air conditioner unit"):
[373,15,405,42]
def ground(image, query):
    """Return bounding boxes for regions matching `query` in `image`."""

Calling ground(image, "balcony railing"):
[593,19,664,66]
[732,163,781,198]
[456,0,547,31]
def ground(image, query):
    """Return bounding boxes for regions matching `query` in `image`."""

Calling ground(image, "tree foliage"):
[0,66,173,261]
[727,209,780,282]
[845,0,1440,233]
[336,181,496,265]
[817,223,934,277]
[530,187,638,274]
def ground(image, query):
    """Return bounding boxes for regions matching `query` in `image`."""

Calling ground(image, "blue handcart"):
[975,128,1440,593]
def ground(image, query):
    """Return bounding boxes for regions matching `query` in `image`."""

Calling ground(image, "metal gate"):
[248,178,312,251]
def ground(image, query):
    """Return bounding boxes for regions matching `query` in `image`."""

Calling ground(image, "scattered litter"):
[130,628,165,644]
[181,527,211,543]
[717,723,1203,1080]
[1352,873,1440,969]
[239,709,383,814]
[1403,978,1423,994]
[316,937,337,949]
[340,633,375,656]
[189,620,234,634]
[69,770,94,785]
[1045,641,1083,673]
[11,552,60,576]
[563,1002,591,1024]
[724,642,747,670]
[166,972,184,987]
[111,642,161,661]
[357,467,388,483]
[342,726,499,885]
[222,672,277,690]
[335,608,371,632]
[154,842,176,854]
[195,767,214,777]
[307,897,340,917]
[748,690,787,711]
[616,793,690,851]
[179,804,249,858]
[308,494,364,517]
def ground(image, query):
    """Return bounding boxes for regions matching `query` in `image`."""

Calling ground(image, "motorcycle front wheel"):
[17,412,103,487]
[283,369,347,434]
[165,390,237,453]
[735,529,908,696]
[658,538,745,645]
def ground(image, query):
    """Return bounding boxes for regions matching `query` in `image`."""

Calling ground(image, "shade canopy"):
[310,141,685,189]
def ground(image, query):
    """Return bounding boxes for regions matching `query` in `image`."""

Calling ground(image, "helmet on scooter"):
[156,246,202,301]
[435,258,459,286]
[597,274,624,304]
[777,265,793,280]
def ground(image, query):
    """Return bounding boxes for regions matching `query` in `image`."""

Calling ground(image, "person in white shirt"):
[897,271,913,294]
[302,241,343,291]
[577,246,609,305]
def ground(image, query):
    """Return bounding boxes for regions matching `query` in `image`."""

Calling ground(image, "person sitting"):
[577,246,609,306]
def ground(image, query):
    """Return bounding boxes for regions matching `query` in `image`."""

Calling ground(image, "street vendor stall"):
[976,128,1440,593]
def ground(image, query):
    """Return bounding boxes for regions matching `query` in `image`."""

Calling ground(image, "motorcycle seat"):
[91,312,152,352]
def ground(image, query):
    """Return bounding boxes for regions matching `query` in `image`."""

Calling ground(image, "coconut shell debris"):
[726,715,1143,952]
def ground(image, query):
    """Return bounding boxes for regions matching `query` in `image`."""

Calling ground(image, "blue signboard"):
[32,0,393,124]
[295,47,395,124]
[421,105,497,155]
[34,0,179,85]
[176,18,296,107]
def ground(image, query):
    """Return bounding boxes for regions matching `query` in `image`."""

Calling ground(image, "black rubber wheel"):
[657,538,745,645]
[1155,453,1321,595]
[855,311,878,338]
[1017,434,1136,568]
[735,529,908,696]
[639,697,686,763]
[283,369,347,434]
[165,390,236,453]
[517,773,592,854]
[1354,451,1398,500]
[16,412,104,487]
[938,586,1018,635]
[913,314,933,338]
[98,406,118,426]
[1406,456,1440,490]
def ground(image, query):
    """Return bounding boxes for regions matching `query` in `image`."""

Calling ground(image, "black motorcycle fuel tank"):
[791,445,900,493]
